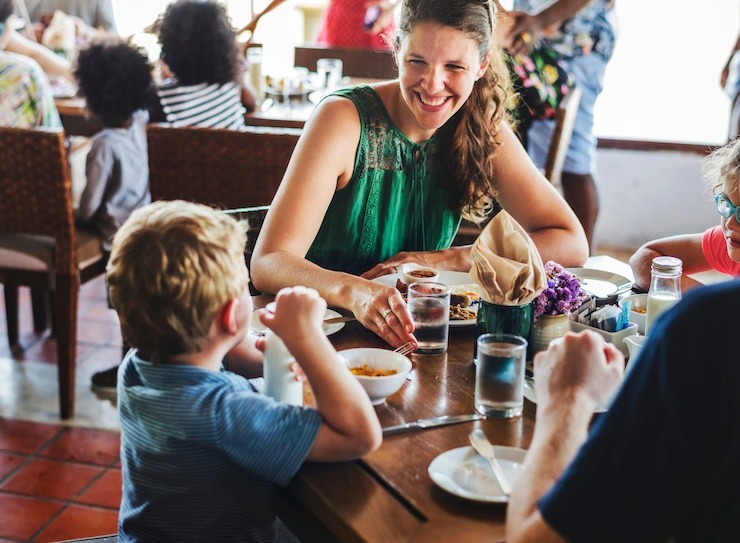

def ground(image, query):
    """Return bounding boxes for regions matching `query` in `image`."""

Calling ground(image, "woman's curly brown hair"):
[74,39,154,127]
[158,0,241,86]
[394,0,511,222]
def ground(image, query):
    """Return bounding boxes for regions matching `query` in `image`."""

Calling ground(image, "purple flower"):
[532,261,588,323]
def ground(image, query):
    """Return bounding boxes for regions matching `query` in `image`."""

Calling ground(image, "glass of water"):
[407,282,450,355]
[475,333,527,418]
[316,58,343,90]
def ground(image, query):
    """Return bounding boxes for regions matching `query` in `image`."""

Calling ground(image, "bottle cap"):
[651,256,682,274]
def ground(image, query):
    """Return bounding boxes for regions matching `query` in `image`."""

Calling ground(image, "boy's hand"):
[290,361,307,382]
[260,286,327,339]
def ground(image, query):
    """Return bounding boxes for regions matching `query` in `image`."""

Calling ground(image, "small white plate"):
[565,268,632,299]
[428,445,527,503]
[249,302,346,336]
[374,271,480,327]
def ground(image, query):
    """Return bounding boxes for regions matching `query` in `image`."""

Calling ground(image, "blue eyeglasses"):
[715,193,740,223]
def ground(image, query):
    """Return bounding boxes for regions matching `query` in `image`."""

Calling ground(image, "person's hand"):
[260,286,327,340]
[501,12,546,56]
[360,250,448,280]
[350,281,417,349]
[290,361,308,382]
[533,331,624,412]
[364,0,396,35]
[721,59,732,89]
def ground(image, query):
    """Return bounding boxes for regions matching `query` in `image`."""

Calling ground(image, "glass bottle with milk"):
[645,256,682,335]
[263,330,303,406]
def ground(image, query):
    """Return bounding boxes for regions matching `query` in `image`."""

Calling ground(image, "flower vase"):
[530,314,570,355]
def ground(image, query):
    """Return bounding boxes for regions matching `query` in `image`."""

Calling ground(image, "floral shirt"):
[512,0,618,61]
[0,51,61,128]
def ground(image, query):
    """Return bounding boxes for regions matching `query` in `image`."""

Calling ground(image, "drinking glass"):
[317,58,343,90]
[475,333,527,418]
[407,282,450,355]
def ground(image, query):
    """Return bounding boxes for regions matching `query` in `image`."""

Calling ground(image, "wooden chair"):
[543,85,582,188]
[223,206,269,294]
[453,86,582,245]
[294,44,398,80]
[0,126,108,419]
[147,125,301,208]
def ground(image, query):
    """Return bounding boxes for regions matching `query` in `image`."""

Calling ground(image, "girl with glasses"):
[630,138,740,291]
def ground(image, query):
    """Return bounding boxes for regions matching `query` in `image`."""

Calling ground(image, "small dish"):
[339,347,412,405]
[249,302,346,336]
[618,293,647,334]
[400,263,439,285]
[566,268,632,299]
[374,271,479,327]
[428,445,527,503]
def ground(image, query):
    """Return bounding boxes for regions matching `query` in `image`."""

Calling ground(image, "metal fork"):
[393,341,416,356]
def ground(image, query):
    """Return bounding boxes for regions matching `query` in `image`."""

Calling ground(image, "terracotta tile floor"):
[0,276,122,542]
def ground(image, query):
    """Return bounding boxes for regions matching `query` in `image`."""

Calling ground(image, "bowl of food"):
[618,293,647,334]
[401,263,439,285]
[340,348,412,405]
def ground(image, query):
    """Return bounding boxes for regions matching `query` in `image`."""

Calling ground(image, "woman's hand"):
[360,248,470,280]
[350,281,417,349]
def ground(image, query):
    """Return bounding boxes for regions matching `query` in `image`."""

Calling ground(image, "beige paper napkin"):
[469,211,547,305]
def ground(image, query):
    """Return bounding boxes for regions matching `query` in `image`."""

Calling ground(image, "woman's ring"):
[520,31,532,44]
[381,308,393,320]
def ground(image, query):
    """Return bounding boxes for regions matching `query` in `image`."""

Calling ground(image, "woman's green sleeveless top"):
[306,86,461,276]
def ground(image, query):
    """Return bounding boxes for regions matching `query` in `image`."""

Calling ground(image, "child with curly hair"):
[74,38,155,390]
[151,0,256,127]
[74,38,154,253]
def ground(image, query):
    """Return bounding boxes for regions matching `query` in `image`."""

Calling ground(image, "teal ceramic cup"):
[474,301,532,362]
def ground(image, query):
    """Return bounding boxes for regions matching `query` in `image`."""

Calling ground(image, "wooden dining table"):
[252,255,636,542]
[253,293,525,543]
[55,77,386,135]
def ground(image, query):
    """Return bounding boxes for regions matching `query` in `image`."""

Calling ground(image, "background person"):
[150,0,256,126]
[251,0,588,349]
[507,280,740,542]
[629,137,740,291]
[502,0,618,254]
[23,0,117,35]
[721,29,740,140]
[0,0,61,127]
[73,38,155,391]
[242,0,397,50]
[108,200,381,541]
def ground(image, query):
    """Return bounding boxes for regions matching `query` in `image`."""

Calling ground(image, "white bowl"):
[400,263,439,285]
[618,293,647,334]
[340,348,412,405]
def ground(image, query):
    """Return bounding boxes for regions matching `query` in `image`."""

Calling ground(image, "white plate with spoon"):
[249,302,350,336]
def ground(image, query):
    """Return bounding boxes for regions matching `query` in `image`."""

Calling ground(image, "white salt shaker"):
[263,330,303,406]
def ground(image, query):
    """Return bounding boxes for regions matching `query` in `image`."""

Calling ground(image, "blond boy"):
[108,200,381,542]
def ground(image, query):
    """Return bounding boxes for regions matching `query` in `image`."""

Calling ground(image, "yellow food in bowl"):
[350,365,398,377]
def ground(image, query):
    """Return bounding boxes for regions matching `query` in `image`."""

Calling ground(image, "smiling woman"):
[250,0,588,351]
